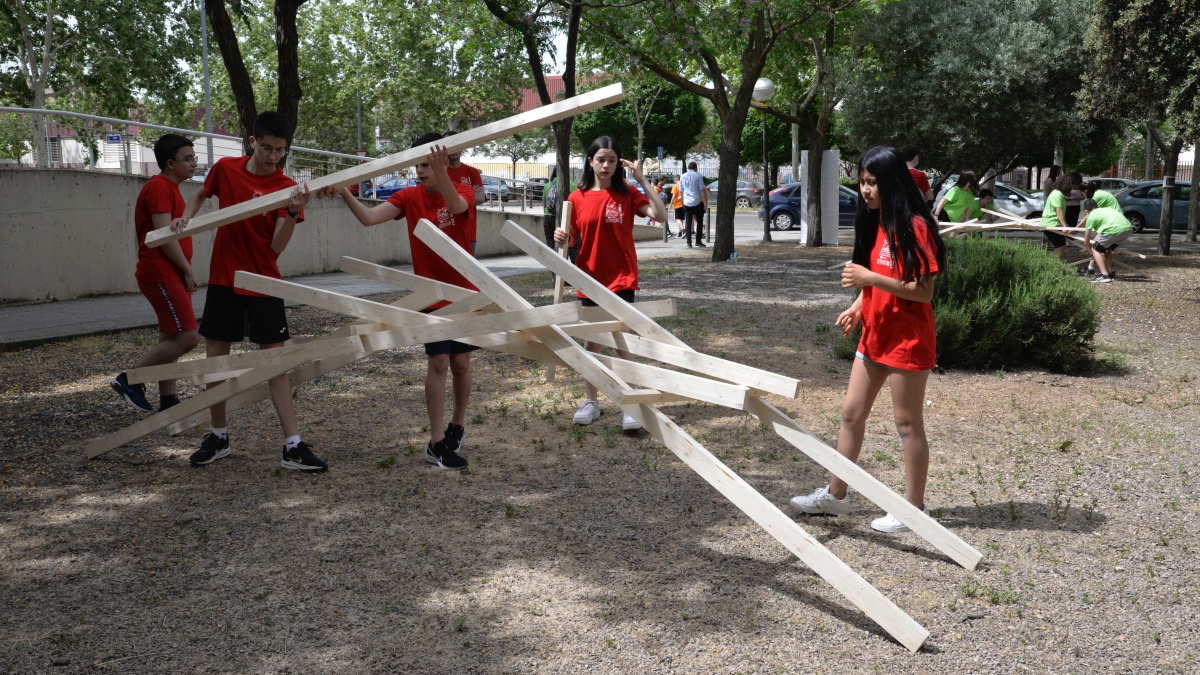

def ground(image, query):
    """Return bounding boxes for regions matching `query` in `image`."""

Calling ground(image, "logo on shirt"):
[251,190,265,199]
[436,206,453,229]
[877,240,894,269]
[604,202,624,225]
[459,177,471,185]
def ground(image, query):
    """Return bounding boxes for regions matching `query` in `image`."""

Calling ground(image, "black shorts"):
[420,307,480,357]
[580,289,635,307]
[199,284,289,344]
[1044,231,1067,249]
[674,207,685,221]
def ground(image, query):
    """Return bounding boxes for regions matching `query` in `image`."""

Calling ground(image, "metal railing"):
[0,107,369,181]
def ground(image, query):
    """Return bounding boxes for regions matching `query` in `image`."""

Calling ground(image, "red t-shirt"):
[202,156,304,296]
[447,163,483,244]
[134,174,192,284]
[567,187,651,299]
[387,184,478,309]
[909,168,931,196]
[857,218,940,370]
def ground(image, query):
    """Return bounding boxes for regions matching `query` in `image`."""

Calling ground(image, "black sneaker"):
[281,441,328,472]
[443,423,466,454]
[696,240,707,247]
[111,372,152,412]
[426,439,468,470]
[190,432,231,465]
[159,395,180,412]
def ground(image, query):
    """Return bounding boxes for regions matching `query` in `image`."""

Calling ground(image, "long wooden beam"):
[339,257,478,301]
[592,354,752,410]
[146,84,624,248]
[746,397,982,571]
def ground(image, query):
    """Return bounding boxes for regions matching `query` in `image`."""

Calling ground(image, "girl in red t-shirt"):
[791,146,947,533]
[552,136,667,431]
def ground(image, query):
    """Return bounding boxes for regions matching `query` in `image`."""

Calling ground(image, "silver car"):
[482,176,511,202]
[934,180,1044,219]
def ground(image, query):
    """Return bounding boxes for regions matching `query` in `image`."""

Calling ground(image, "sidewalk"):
[0,228,768,350]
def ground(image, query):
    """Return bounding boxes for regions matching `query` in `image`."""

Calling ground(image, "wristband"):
[287,208,300,220]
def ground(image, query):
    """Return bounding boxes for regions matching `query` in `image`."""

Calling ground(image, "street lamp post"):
[753,77,775,243]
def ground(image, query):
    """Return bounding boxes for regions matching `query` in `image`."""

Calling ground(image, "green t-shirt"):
[943,186,973,221]
[1085,206,1132,235]
[1093,190,1118,210]
[1041,190,1065,228]
[970,198,984,220]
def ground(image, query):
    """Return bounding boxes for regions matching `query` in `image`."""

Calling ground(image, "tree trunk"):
[1155,136,1183,255]
[208,0,257,152]
[1189,137,1198,243]
[801,119,825,246]
[712,114,745,262]
[275,0,307,143]
[790,102,799,183]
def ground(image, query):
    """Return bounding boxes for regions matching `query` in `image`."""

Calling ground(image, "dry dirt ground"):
[2,243,1198,674]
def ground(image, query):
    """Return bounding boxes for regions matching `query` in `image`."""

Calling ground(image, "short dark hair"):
[153,134,193,171]
[900,145,921,162]
[1082,198,1098,211]
[252,111,291,142]
[412,131,444,148]
[978,188,994,200]
[688,161,698,171]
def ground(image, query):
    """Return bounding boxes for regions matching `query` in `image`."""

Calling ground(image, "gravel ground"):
[1,243,1198,674]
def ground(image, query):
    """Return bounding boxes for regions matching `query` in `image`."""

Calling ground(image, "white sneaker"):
[870,506,930,533]
[573,400,601,425]
[621,412,641,431]
[789,487,850,516]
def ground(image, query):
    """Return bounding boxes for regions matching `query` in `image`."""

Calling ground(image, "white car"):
[934,179,1044,219]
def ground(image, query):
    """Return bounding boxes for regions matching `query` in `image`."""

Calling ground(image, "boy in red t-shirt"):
[111,134,202,413]
[553,136,668,432]
[317,132,477,470]
[172,111,321,471]
[444,136,485,253]
[901,144,933,204]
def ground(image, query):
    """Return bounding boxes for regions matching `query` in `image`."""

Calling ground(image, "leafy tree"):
[1081,0,1200,251]
[583,0,837,259]
[573,79,706,167]
[841,0,1109,190]
[0,0,194,164]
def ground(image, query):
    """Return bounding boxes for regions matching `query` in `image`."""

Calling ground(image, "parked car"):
[1116,180,1193,232]
[934,180,1044,219]
[369,176,417,199]
[756,183,858,230]
[707,179,765,208]
[348,180,372,197]
[1085,177,1138,193]
[482,176,511,202]
[526,177,549,200]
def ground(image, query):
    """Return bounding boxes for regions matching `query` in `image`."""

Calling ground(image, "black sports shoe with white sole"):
[443,423,466,454]
[426,439,467,470]
[190,433,231,465]
[111,372,153,412]
[281,441,328,472]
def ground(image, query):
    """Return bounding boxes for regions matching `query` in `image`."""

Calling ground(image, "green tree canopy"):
[572,82,706,163]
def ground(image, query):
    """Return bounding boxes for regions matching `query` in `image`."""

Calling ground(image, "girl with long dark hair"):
[791,146,947,533]
[934,171,978,223]
[553,136,668,431]
[1041,172,1075,258]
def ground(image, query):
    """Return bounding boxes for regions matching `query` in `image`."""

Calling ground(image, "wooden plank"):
[746,397,983,571]
[339,257,477,301]
[579,298,676,321]
[592,354,751,410]
[588,333,801,398]
[547,201,573,383]
[626,402,930,652]
[85,341,346,458]
[146,84,625,248]
[501,220,691,349]
[412,219,630,402]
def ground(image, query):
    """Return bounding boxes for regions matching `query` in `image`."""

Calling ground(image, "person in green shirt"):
[1081,198,1132,283]
[934,171,978,223]
[1085,183,1120,210]
[970,188,996,223]
[1040,173,1074,258]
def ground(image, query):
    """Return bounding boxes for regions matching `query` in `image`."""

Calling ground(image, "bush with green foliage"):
[835,237,1100,373]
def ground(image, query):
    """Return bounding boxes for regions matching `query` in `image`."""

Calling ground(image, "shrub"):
[834,237,1100,373]
[934,237,1099,373]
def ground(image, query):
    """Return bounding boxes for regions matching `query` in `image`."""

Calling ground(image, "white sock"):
[211,427,227,439]
[284,435,302,449]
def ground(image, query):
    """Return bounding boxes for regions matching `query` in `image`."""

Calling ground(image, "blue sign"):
[105,134,121,144]
[657,146,663,160]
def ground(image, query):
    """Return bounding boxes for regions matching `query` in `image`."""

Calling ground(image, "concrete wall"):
[0,169,662,303]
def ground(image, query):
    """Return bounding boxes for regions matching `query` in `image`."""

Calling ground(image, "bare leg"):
[828,357,889,499]
[449,352,471,426]
[888,368,931,508]
[204,339,233,428]
[583,341,601,402]
[1090,247,1109,275]
[426,354,450,443]
[260,341,299,438]
[1103,251,1115,276]
[135,330,200,396]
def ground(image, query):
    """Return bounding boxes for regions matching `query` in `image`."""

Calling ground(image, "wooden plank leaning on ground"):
[145,84,624,249]
[546,200,573,383]
[415,219,932,653]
